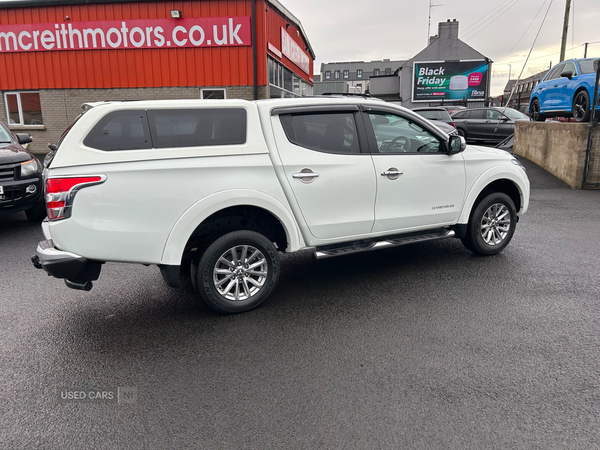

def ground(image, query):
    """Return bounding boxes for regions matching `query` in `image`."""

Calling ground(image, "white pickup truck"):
[33,97,530,313]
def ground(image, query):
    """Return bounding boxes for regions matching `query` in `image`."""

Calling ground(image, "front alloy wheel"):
[480,203,511,246]
[462,192,517,256]
[573,90,591,122]
[193,230,280,314]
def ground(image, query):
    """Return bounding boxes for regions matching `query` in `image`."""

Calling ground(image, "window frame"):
[4,91,44,128]
[334,70,340,79]
[277,107,370,156]
[361,108,448,155]
[357,69,363,79]
[373,69,380,76]
[83,109,152,151]
[325,71,331,80]
[343,70,349,79]
[200,88,226,100]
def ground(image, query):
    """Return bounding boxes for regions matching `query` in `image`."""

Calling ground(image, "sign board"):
[0,17,251,53]
[281,28,310,75]
[412,60,488,102]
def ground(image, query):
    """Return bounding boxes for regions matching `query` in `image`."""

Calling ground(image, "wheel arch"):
[160,190,304,266]
[458,171,528,225]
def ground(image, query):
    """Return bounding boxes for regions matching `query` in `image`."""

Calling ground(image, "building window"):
[373,69,380,76]
[201,89,226,99]
[334,70,340,79]
[4,91,43,126]
[343,70,349,79]
[268,57,311,98]
[357,69,363,78]
[325,71,331,80]
[385,68,391,75]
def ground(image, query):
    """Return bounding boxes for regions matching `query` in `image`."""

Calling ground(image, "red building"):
[0,0,315,152]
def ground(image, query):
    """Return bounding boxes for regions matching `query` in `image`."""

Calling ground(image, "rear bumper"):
[33,221,102,283]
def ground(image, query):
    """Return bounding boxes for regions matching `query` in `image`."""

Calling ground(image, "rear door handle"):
[381,170,403,176]
[293,172,319,179]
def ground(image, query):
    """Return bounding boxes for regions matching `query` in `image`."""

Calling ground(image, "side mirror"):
[500,116,510,122]
[560,70,573,80]
[447,135,465,155]
[47,143,57,151]
[16,133,32,145]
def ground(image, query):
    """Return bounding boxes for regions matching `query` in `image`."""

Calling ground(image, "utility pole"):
[427,0,443,46]
[584,42,588,58]
[559,0,571,63]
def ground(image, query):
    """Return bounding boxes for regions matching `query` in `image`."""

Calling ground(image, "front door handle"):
[381,167,403,180]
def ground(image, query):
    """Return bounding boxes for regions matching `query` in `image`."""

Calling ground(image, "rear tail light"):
[449,122,456,128]
[45,175,106,221]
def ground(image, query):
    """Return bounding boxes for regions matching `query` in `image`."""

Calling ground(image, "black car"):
[0,122,46,221]
[450,107,529,144]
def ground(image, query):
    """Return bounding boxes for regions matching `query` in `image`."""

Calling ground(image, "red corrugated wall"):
[0,0,268,90]
[264,4,312,83]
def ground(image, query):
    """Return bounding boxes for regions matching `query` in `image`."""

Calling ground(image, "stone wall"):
[1,85,268,155]
[514,121,600,189]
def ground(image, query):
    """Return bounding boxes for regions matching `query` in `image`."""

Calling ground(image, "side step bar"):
[314,229,455,260]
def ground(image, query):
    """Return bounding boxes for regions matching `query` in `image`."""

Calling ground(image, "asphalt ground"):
[1,157,599,449]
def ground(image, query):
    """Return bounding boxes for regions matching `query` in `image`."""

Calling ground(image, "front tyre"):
[573,90,591,122]
[530,99,545,122]
[193,230,280,314]
[462,192,517,256]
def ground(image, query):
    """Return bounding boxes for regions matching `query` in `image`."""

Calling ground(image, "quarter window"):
[83,110,151,151]
[148,109,246,148]
[281,112,360,154]
[367,112,443,153]
[4,91,43,126]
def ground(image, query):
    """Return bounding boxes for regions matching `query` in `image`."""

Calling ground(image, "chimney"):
[438,19,459,41]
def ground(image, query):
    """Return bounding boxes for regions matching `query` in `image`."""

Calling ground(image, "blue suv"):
[529,58,599,122]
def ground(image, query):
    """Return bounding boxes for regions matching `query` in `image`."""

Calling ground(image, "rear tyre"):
[25,200,47,222]
[461,192,517,256]
[530,99,545,122]
[456,128,467,140]
[192,230,280,314]
[573,90,591,122]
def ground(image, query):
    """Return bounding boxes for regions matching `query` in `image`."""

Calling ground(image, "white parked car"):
[33,97,530,313]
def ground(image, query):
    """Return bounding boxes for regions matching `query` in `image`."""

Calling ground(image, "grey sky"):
[285,0,599,95]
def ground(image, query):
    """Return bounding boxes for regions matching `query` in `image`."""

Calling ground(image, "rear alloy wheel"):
[192,230,280,314]
[456,128,467,140]
[462,192,517,256]
[573,90,591,122]
[530,99,545,122]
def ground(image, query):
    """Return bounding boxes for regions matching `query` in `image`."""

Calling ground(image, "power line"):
[502,40,599,65]
[498,0,549,61]
[460,0,515,35]
[462,0,522,42]
[503,0,554,110]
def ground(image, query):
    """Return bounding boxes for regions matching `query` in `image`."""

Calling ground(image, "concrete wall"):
[514,122,600,189]
[1,85,267,155]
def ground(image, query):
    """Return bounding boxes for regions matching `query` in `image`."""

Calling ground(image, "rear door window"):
[147,109,246,148]
[83,110,151,151]
[280,112,360,154]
